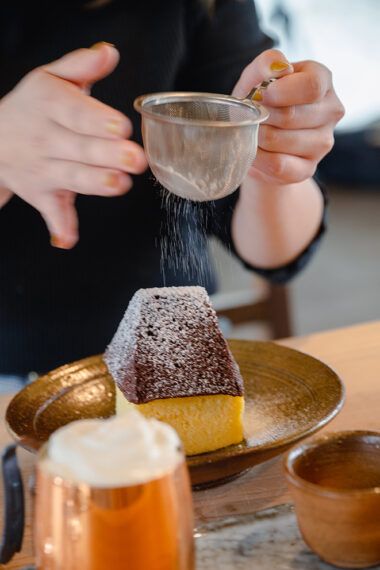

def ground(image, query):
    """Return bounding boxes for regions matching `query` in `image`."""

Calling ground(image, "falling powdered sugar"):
[159,189,215,285]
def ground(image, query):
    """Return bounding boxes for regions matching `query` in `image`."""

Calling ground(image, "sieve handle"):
[245,78,276,101]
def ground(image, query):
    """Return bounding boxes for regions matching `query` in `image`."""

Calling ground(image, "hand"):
[0,42,147,248]
[232,49,345,185]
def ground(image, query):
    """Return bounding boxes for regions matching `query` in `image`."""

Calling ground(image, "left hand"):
[232,49,345,185]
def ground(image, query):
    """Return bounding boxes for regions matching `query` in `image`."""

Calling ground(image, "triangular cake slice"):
[104,286,244,455]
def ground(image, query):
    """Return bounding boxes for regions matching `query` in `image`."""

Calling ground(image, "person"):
[0,0,344,384]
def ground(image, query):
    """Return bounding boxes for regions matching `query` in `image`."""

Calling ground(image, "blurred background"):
[211,0,380,340]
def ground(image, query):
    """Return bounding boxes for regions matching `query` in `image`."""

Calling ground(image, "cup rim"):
[284,429,380,498]
[133,91,269,128]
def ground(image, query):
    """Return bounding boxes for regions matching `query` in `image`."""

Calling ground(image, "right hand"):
[0,42,148,249]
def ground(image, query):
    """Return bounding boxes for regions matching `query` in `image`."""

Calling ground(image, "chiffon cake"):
[104,286,244,455]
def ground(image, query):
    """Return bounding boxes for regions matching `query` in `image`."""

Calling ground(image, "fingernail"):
[252,89,262,102]
[50,235,69,249]
[106,119,124,136]
[90,41,115,50]
[270,61,292,73]
[104,172,119,188]
[123,151,135,168]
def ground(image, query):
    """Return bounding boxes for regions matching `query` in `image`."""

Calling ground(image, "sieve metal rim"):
[133,91,269,128]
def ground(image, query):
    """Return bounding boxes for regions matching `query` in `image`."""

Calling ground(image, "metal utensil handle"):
[245,78,276,101]
[0,443,25,564]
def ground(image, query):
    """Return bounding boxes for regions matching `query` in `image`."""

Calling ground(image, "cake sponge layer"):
[116,386,244,456]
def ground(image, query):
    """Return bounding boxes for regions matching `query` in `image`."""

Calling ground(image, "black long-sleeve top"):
[0,0,326,374]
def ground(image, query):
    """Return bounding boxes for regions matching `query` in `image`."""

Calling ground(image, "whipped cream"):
[40,411,182,487]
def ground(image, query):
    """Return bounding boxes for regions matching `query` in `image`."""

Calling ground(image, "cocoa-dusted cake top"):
[104,286,244,404]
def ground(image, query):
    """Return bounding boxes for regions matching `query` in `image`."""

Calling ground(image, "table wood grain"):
[2,320,380,568]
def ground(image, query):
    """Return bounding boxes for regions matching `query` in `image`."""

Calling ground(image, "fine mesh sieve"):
[134,91,269,201]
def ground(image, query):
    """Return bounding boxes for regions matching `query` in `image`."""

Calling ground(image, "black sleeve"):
[177,0,328,284]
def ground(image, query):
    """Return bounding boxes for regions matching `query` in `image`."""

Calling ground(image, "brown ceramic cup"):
[284,430,380,569]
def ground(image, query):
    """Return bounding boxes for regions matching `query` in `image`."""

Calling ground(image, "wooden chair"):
[213,281,292,340]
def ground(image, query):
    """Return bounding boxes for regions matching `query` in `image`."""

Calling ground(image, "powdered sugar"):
[153,164,227,201]
[104,286,243,403]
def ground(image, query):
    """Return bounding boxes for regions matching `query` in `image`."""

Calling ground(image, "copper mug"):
[0,442,194,569]
[34,445,194,570]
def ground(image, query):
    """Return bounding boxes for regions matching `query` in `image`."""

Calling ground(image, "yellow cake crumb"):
[116,386,244,456]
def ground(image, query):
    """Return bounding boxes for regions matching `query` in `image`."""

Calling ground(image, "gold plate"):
[5,340,344,487]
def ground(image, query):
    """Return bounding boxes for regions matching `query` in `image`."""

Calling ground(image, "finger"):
[0,186,12,209]
[261,61,332,107]
[232,49,293,99]
[258,125,334,160]
[265,90,343,129]
[43,160,133,196]
[43,43,119,88]
[251,148,316,185]
[38,190,79,249]
[40,75,132,138]
[46,124,148,174]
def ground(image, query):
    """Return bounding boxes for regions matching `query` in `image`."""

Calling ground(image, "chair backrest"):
[214,282,292,340]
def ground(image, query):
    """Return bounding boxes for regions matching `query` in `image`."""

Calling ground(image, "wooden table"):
[2,320,380,568]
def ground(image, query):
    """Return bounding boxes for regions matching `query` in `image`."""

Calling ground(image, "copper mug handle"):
[0,443,25,564]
